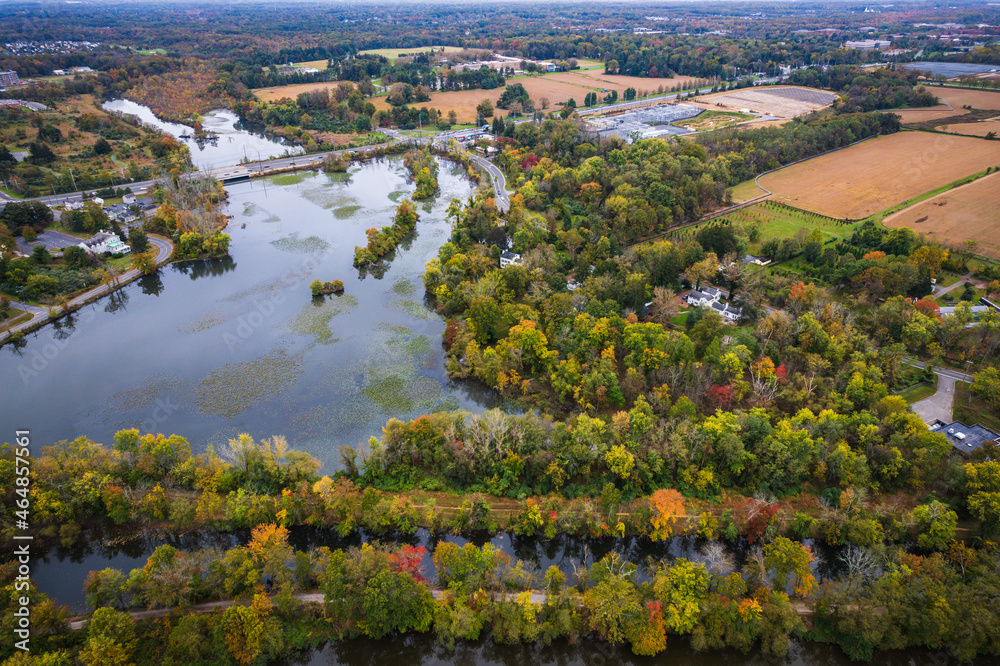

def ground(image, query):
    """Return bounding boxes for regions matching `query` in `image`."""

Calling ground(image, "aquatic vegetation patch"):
[240,201,281,223]
[389,297,436,321]
[374,322,412,336]
[179,307,231,334]
[103,375,188,414]
[332,204,362,219]
[391,277,414,296]
[302,186,357,210]
[362,375,414,413]
[289,293,357,343]
[270,173,306,186]
[270,233,331,254]
[196,350,304,419]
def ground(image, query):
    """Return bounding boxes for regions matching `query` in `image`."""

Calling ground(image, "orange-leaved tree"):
[648,489,685,541]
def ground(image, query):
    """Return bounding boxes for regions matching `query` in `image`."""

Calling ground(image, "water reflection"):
[103,289,129,314]
[138,273,164,296]
[174,256,239,280]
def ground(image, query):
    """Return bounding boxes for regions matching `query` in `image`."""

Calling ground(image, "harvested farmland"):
[883,171,1000,258]
[369,77,595,123]
[939,119,1000,137]
[756,132,1000,218]
[695,86,837,117]
[892,87,1000,123]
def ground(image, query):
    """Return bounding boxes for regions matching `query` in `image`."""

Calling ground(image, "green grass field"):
[897,377,938,404]
[728,180,767,203]
[680,110,754,132]
[705,201,860,245]
[359,46,462,61]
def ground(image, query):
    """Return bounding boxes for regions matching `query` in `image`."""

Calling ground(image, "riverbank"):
[0,233,174,346]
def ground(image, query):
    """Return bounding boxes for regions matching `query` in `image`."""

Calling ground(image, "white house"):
[685,286,728,307]
[80,230,130,255]
[687,285,742,323]
[500,251,522,268]
[742,253,771,266]
[711,301,743,323]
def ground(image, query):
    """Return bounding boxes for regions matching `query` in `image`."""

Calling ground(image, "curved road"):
[469,155,510,212]
[381,128,510,213]
[1,235,173,342]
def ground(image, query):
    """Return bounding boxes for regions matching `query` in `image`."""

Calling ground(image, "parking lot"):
[15,229,85,255]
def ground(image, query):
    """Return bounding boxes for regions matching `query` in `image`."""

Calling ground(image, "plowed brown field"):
[757,132,1000,218]
[884,171,1000,257]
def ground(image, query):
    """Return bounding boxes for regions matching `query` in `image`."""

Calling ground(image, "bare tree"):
[649,286,680,325]
[699,541,735,576]
[841,545,878,593]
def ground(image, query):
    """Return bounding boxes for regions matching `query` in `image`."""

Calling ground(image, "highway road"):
[10,129,513,213]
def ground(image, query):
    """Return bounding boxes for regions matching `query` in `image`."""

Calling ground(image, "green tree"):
[764,537,817,598]
[79,608,137,666]
[127,229,149,253]
[973,367,1000,409]
[965,461,1000,535]
[361,570,435,639]
[584,575,641,645]
[909,500,958,551]
[653,559,710,633]
[28,142,55,164]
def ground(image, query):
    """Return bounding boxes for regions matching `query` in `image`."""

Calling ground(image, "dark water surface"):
[2,158,499,468]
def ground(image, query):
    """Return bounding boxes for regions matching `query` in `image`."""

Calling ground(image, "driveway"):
[911,373,956,424]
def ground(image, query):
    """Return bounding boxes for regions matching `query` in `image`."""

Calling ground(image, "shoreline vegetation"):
[2,427,998,664]
[7,4,1000,665]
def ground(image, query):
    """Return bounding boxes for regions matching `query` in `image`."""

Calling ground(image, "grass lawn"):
[671,311,690,327]
[107,255,133,272]
[574,59,604,70]
[897,377,939,404]
[359,46,462,61]
[0,308,32,333]
[727,180,767,203]
[954,380,1000,433]
[689,200,860,247]
[679,110,754,132]
[936,272,964,289]
[136,48,167,55]
[44,224,91,239]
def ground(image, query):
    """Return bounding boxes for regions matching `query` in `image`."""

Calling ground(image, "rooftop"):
[929,420,1000,454]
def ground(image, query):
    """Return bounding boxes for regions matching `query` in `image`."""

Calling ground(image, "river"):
[29,524,946,666]
[2,157,500,469]
[101,99,305,169]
